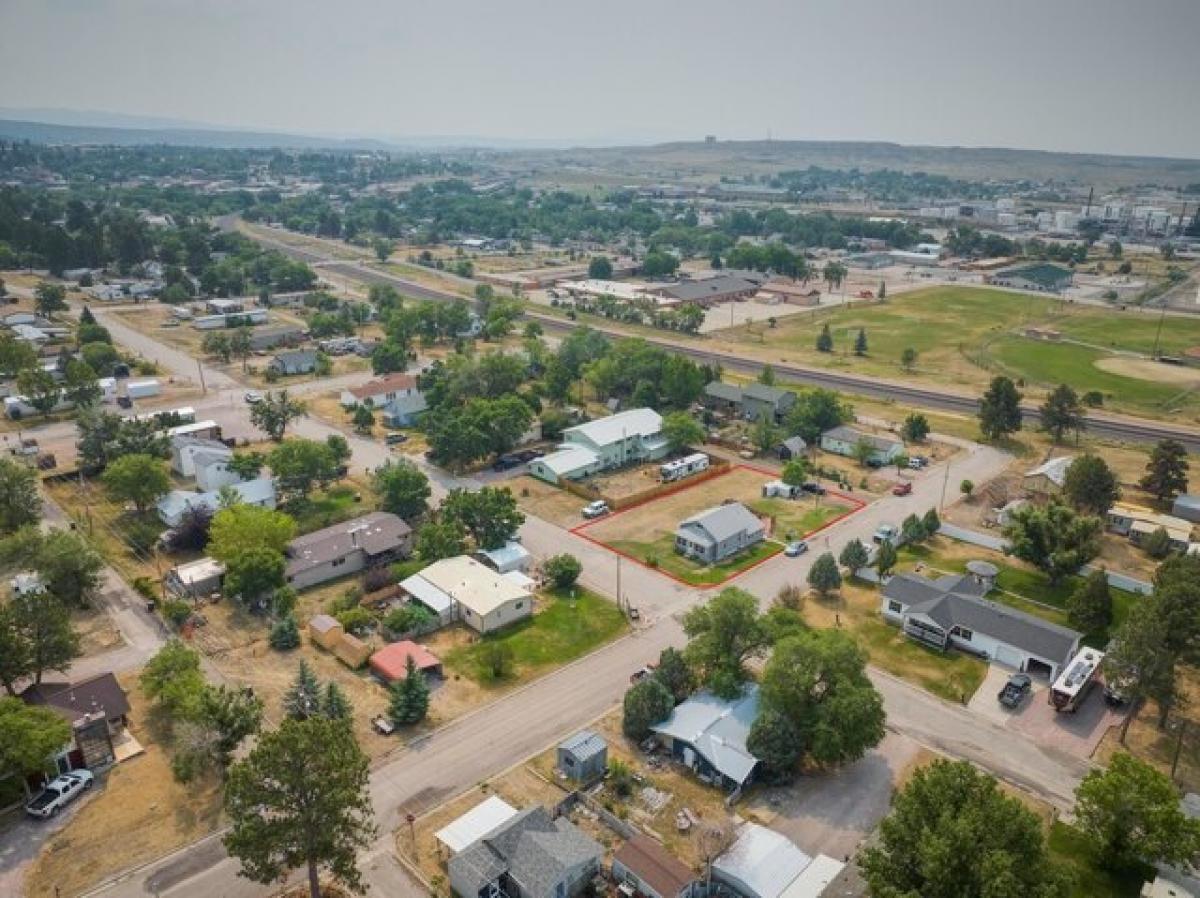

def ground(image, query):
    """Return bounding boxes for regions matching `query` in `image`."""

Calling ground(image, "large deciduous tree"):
[662,411,705,452]
[223,717,376,898]
[1063,454,1119,516]
[682,588,770,699]
[208,505,296,563]
[859,759,1071,898]
[0,456,41,534]
[440,487,524,551]
[0,697,72,782]
[249,390,308,442]
[978,376,1023,441]
[102,453,170,514]
[1002,501,1101,585]
[622,676,674,741]
[371,460,430,521]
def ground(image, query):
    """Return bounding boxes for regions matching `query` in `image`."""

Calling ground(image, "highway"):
[259,237,1200,452]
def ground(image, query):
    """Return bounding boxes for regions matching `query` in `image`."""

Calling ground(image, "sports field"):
[575,465,861,585]
[715,285,1200,420]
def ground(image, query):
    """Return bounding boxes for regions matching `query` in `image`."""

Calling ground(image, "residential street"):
[21,300,1091,898]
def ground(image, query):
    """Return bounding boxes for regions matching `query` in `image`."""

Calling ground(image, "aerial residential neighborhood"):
[1,5,1200,898]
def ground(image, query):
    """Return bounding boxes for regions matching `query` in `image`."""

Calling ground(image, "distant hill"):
[0,118,395,150]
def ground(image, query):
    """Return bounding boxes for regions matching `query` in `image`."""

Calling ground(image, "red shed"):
[370,640,443,683]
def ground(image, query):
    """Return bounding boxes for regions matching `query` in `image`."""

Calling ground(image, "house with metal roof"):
[645,276,759,307]
[156,476,277,527]
[435,796,520,856]
[988,263,1074,293]
[819,425,903,464]
[881,571,1082,679]
[1023,456,1075,496]
[529,408,668,484]
[701,381,796,423]
[650,686,760,791]
[448,805,602,898]
[400,555,532,634]
[556,730,607,783]
[476,540,533,575]
[675,502,766,564]
[713,823,844,898]
[1107,501,1194,553]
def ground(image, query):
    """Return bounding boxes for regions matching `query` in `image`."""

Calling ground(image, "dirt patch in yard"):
[514,474,592,528]
[72,608,124,657]
[23,675,225,898]
[1095,356,1200,387]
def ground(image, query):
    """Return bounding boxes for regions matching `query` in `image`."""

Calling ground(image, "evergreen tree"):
[388,656,430,725]
[922,507,941,537]
[323,682,353,721]
[876,540,898,578]
[283,660,322,720]
[853,328,868,356]
[269,615,300,651]
[1140,439,1189,503]
[1040,383,1084,444]
[1066,569,1113,634]
[815,323,833,353]
[978,376,1023,441]
[839,538,869,573]
[807,552,842,597]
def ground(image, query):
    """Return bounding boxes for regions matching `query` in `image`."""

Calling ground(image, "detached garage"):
[369,640,443,683]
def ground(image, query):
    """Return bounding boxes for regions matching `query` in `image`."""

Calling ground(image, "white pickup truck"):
[25,770,94,819]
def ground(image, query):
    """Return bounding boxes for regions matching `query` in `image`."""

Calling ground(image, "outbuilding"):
[369,640,443,683]
[612,835,698,898]
[556,730,608,783]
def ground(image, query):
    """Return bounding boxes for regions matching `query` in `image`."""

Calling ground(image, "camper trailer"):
[659,452,709,483]
[1049,647,1105,713]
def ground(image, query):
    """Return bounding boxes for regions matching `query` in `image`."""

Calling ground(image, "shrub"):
[383,603,435,636]
[269,615,301,650]
[161,599,193,627]
[608,759,634,797]
[335,606,375,636]
[543,553,583,589]
[132,576,158,600]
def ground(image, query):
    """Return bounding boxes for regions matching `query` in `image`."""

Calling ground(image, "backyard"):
[576,465,859,586]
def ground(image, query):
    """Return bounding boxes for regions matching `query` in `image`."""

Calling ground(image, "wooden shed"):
[333,633,370,669]
[308,614,344,650]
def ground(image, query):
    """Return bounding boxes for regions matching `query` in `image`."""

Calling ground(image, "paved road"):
[62,289,1089,898]
[242,222,1200,452]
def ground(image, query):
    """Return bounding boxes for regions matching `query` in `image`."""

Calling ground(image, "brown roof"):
[21,672,130,725]
[286,512,411,577]
[614,835,696,897]
[348,373,418,402]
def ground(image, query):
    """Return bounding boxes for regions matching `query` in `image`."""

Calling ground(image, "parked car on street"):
[873,523,898,544]
[581,500,610,519]
[892,482,913,496]
[784,540,809,557]
[26,771,94,819]
[244,390,264,404]
[515,448,544,462]
[491,455,521,472]
[384,432,408,446]
[908,456,929,469]
[998,673,1033,709]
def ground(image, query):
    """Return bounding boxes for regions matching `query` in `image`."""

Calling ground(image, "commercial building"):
[643,275,759,307]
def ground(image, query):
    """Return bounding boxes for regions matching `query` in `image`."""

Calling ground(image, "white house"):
[157,477,277,527]
[819,425,903,464]
[170,436,232,479]
[339,373,428,427]
[400,555,532,634]
[881,571,1081,679]
[529,408,668,484]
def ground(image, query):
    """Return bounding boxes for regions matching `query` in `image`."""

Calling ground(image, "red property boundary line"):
[569,463,868,588]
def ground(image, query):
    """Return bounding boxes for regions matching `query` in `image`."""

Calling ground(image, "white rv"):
[1049,647,1105,713]
[659,452,709,483]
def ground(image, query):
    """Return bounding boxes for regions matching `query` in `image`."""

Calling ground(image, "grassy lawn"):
[898,541,1138,647]
[443,587,628,684]
[857,615,987,703]
[284,480,378,535]
[605,533,782,585]
[1047,821,1152,898]
[746,495,851,540]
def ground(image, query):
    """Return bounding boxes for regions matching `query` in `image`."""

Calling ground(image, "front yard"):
[603,532,782,586]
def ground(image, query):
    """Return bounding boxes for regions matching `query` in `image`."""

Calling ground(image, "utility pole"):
[1172,719,1188,782]
[939,456,951,511]
[616,554,622,611]
[197,358,207,396]
[1152,301,1168,359]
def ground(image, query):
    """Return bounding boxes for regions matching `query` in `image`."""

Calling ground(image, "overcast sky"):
[1,0,1197,157]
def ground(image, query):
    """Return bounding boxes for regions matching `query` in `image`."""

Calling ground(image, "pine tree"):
[283,660,322,720]
[269,615,300,651]
[816,323,833,353]
[388,656,429,726]
[1140,439,1189,503]
[79,306,96,325]
[323,682,353,721]
[854,328,868,356]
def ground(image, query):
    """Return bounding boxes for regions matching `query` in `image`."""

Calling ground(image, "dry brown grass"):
[72,607,124,657]
[514,474,590,528]
[23,675,225,898]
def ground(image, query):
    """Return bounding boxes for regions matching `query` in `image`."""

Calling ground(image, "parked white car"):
[25,770,94,819]
[581,500,610,519]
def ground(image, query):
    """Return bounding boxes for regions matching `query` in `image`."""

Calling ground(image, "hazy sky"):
[2,0,1197,157]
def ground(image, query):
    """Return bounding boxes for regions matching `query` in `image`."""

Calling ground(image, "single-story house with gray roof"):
[651,686,760,791]
[268,349,318,376]
[881,571,1082,679]
[675,502,766,564]
[820,425,903,464]
[448,805,602,898]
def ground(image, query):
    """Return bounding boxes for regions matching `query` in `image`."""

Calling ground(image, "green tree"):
[441,487,524,550]
[388,655,430,725]
[2,590,79,688]
[141,641,207,719]
[0,697,72,782]
[250,390,308,442]
[199,685,264,764]
[682,588,769,698]
[323,682,353,721]
[807,552,842,597]
[622,677,674,741]
[876,540,897,578]
[63,360,101,408]
[102,453,170,514]
[859,759,1070,898]
[751,416,781,455]
[839,538,869,573]
[227,451,265,481]
[0,457,41,534]
[267,439,338,501]
[653,647,694,704]
[373,238,393,263]
[901,513,928,546]
[853,328,868,356]
[209,505,296,563]
[978,376,1023,441]
[224,717,376,898]
[16,368,60,419]
[202,331,232,363]
[900,412,929,443]
[1104,601,1176,740]
[921,507,941,536]
[270,615,301,651]
[900,347,917,371]
[1002,501,1101,585]
[852,438,875,467]
[284,660,323,721]
[759,630,885,767]
[1140,439,1189,504]
[0,333,37,378]
[815,323,833,352]
[1067,568,1113,634]
[1065,451,1118,516]
[352,404,374,434]
[0,527,102,607]
[588,255,613,279]
[746,707,803,782]
[786,388,852,442]
[1040,384,1084,444]
[781,457,810,487]
[480,641,514,680]
[758,364,776,386]
[960,478,974,498]
[1142,526,1173,559]
[372,460,430,521]
[34,281,67,317]
[662,410,705,452]
[415,519,467,561]
[1076,753,1200,870]
[224,547,286,604]
[543,554,582,589]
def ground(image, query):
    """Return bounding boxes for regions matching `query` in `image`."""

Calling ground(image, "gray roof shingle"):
[678,502,764,545]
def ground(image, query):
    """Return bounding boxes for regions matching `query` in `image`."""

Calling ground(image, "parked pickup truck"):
[997,673,1032,709]
[581,500,610,519]
[26,770,93,819]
